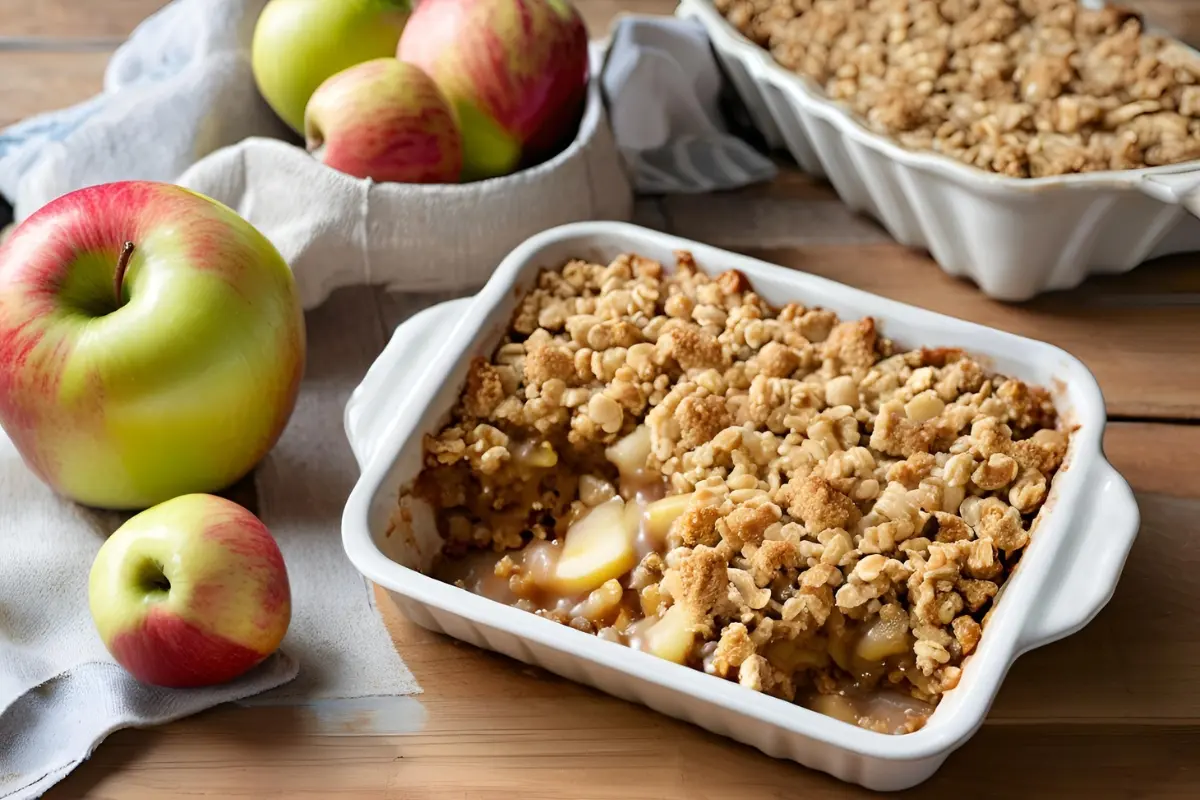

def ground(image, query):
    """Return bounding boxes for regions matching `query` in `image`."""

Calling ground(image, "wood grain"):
[1130,0,1200,43]
[0,0,167,38]
[1105,422,1200,498]
[0,51,109,128]
[579,0,677,36]
[45,716,1200,799]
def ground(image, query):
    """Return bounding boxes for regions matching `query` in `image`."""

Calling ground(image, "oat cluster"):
[715,0,1200,176]
[415,252,1067,726]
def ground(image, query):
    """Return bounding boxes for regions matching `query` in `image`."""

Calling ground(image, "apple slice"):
[644,603,697,664]
[552,497,638,595]
[605,425,651,478]
[643,493,695,543]
[810,694,859,726]
[854,617,910,663]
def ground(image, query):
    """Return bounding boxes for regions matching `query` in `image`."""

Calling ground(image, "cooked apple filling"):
[408,251,1067,734]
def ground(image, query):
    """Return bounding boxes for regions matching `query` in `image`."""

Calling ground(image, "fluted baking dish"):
[341,221,1139,791]
[678,0,1200,301]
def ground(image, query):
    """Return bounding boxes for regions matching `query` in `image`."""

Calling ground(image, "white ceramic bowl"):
[341,221,1139,791]
[178,46,632,309]
[678,0,1200,301]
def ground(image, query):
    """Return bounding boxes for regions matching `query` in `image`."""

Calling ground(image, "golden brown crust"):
[712,622,756,677]
[677,504,722,548]
[724,504,780,550]
[716,0,1200,177]
[756,341,802,378]
[782,475,861,533]
[675,394,732,451]
[958,579,999,613]
[972,453,1020,491]
[462,359,505,419]
[658,321,726,372]
[821,318,880,369]
[524,345,575,388]
[671,546,730,617]
[933,511,972,543]
[952,615,983,656]
[750,539,801,586]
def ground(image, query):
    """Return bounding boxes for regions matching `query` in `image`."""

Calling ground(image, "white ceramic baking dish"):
[677,0,1200,301]
[341,221,1139,791]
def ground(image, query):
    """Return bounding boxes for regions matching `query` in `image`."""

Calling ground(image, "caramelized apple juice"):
[411,252,1068,735]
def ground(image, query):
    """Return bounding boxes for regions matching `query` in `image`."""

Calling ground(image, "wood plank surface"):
[7,0,1200,797]
[1133,0,1200,43]
[46,717,1200,799]
[579,0,677,35]
[0,0,166,38]
[0,51,109,128]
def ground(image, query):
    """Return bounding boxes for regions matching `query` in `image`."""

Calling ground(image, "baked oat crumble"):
[410,251,1068,734]
[713,0,1200,176]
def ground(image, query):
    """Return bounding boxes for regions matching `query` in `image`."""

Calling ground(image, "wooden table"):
[3,1,1199,797]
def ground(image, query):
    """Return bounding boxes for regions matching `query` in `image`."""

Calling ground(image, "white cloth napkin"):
[0,439,298,800]
[0,285,427,799]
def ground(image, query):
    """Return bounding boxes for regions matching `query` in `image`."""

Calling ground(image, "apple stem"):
[114,241,135,308]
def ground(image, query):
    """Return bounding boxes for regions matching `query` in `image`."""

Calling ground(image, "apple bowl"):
[177,47,632,309]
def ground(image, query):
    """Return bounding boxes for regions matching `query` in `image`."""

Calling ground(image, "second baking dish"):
[679,0,1200,300]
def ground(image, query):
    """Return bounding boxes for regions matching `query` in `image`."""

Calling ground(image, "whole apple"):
[397,0,588,180]
[0,181,305,510]
[306,58,462,183]
[253,0,412,133]
[89,494,291,688]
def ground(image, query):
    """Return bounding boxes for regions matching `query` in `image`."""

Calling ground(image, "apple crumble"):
[410,251,1068,734]
[714,0,1200,177]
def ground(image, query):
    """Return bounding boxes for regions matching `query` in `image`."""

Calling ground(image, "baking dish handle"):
[1017,460,1140,652]
[343,297,473,470]
[1138,169,1200,218]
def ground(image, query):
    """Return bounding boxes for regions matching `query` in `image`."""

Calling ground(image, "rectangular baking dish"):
[341,221,1139,791]
[678,0,1200,301]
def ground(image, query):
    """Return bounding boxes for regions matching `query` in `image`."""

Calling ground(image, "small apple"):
[252,0,412,133]
[0,181,305,510]
[305,58,463,183]
[397,0,588,180]
[89,494,291,688]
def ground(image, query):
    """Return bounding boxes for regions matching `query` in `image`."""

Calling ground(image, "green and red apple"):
[89,494,291,688]
[397,0,588,180]
[306,58,463,183]
[252,0,412,133]
[0,181,305,510]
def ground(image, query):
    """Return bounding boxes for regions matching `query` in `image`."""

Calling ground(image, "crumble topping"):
[412,251,1069,734]
[714,0,1200,176]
